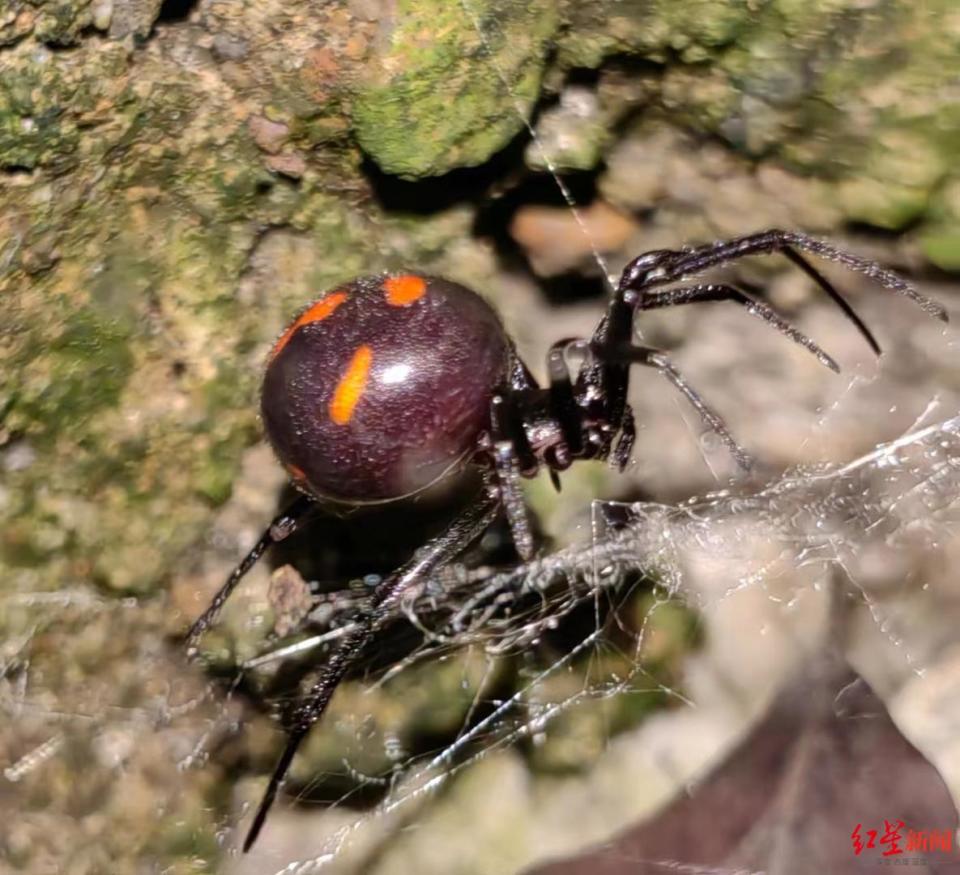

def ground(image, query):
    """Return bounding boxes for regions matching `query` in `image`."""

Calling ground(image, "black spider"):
[184,228,946,851]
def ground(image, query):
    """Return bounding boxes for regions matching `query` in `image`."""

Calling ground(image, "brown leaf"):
[525,649,959,875]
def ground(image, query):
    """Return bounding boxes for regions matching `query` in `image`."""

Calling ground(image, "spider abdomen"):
[261,274,510,503]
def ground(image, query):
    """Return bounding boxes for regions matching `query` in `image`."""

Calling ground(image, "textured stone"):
[351,0,561,178]
[1,1,959,872]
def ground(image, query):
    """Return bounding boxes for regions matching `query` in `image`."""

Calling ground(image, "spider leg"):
[779,248,880,355]
[242,487,501,852]
[594,342,752,471]
[774,232,945,322]
[610,402,636,471]
[490,392,537,472]
[580,290,638,450]
[185,494,314,656]
[632,283,840,372]
[491,441,534,560]
[547,338,587,457]
[623,229,947,324]
[490,394,536,560]
[552,337,635,469]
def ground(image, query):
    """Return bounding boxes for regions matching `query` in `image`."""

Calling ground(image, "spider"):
[184,228,946,851]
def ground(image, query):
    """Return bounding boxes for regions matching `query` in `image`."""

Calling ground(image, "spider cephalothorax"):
[184,229,946,851]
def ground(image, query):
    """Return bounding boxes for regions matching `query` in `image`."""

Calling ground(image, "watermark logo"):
[852,822,955,866]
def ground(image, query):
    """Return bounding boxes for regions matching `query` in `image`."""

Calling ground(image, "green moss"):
[10,307,134,439]
[297,113,351,147]
[210,162,276,219]
[917,178,960,272]
[33,0,94,45]
[631,592,702,668]
[148,818,220,869]
[919,228,960,272]
[559,0,960,244]
[0,195,272,592]
[836,178,933,230]
[0,38,133,175]
[351,0,560,178]
[0,2,35,46]
[557,0,753,68]
[1,511,68,568]
[193,432,252,506]
[0,57,79,170]
[293,648,498,780]
[525,589,700,774]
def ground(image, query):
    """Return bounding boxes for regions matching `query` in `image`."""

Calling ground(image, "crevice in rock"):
[156,0,200,24]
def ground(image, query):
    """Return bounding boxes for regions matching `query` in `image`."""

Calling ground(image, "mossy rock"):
[351,0,560,179]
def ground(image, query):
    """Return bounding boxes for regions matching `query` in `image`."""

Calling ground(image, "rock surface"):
[1,1,959,872]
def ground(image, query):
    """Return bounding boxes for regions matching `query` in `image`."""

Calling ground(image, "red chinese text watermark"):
[852,821,954,860]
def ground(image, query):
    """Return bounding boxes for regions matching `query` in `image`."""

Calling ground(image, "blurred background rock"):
[1,0,959,872]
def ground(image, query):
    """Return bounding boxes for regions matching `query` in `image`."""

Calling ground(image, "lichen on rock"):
[351,0,561,178]
[1,0,959,871]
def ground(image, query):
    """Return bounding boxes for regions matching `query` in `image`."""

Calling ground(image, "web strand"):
[458,0,618,290]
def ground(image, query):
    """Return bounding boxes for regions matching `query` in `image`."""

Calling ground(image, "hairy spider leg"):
[491,391,537,474]
[185,495,314,656]
[546,333,730,477]
[573,296,634,463]
[578,268,749,469]
[489,394,536,560]
[610,402,636,471]
[548,337,635,471]
[630,282,841,372]
[193,232,949,854]
[593,341,753,470]
[242,488,501,852]
[622,229,947,327]
[593,229,951,474]
[779,248,880,355]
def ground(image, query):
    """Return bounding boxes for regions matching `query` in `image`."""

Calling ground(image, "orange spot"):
[384,274,427,307]
[270,291,348,361]
[329,345,372,425]
[286,463,307,483]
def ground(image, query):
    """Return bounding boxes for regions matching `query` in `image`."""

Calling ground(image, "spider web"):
[216,397,960,874]
[3,7,958,875]
[6,390,958,874]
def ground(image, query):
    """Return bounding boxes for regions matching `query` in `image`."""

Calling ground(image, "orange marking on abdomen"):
[270,291,348,361]
[285,463,307,483]
[329,345,373,425]
[384,274,427,306]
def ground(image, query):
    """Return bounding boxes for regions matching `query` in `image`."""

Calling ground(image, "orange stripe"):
[270,291,348,361]
[384,275,427,306]
[329,345,372,425]
[285,463,307,483]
